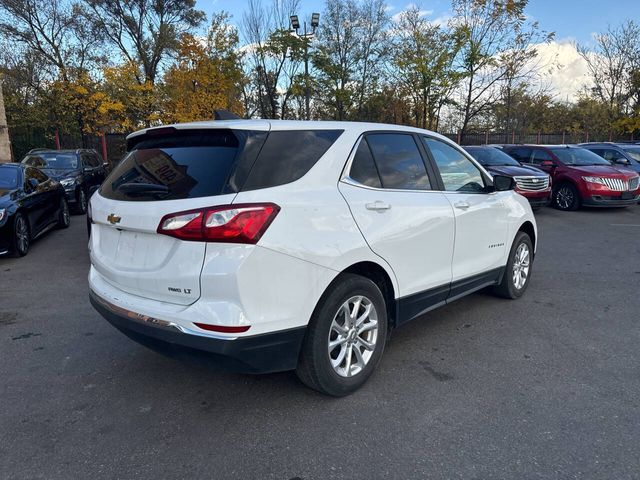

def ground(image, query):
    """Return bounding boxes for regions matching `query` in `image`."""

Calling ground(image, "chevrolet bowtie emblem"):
[107,214,121,225]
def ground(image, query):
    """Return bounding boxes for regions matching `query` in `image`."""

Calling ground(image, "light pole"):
[290,13,320,121]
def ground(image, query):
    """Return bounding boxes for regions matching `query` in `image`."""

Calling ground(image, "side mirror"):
[540,160,555,167]
[613,157,630,165]
[493,174,515,191]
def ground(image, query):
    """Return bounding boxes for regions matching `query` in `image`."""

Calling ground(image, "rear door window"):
[365,133,431,190]
[241,130,343,191]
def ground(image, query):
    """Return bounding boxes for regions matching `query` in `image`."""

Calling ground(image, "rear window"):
[0,167,19,189]
[241,130,343,191]
[100,130,248,201]
[100,129,342,201]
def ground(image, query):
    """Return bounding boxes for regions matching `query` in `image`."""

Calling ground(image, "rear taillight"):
[157,203,280,244]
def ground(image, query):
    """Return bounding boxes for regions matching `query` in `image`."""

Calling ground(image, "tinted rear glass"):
[366,134,431,190]
[0,167,19,189]
[241,130,343,191]
[101,130,250,201]
[350,140,382,188]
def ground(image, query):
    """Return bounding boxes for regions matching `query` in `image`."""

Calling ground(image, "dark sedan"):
[21,149,108,214]
[0,163,70,257]
[464,146,552,210]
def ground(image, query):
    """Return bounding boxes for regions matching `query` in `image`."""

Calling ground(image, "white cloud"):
[391,4,435,23]
[530,39,593,101]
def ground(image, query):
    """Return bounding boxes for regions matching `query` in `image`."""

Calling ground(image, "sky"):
[198,0,639,100]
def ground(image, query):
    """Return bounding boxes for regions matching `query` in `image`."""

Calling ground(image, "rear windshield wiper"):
[117,182,170,197]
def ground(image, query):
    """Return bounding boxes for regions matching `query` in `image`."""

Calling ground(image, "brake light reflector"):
[193,322,251,333]
[157,203,280,243]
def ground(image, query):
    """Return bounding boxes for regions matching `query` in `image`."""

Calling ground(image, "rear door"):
[90,128,268,306]
[339,133,455,310]
[422,137,509,286]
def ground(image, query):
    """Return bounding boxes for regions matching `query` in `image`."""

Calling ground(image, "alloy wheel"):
[512,243,530,290]
[15,216,29,255]
[328,295,379,378]
[62,200,70,226]
[556,186,573,210]
[79,190,87,213]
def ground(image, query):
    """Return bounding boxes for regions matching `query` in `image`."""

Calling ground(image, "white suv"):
[89,120,537,396]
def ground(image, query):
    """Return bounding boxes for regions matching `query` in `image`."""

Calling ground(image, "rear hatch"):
[89,126,269,305]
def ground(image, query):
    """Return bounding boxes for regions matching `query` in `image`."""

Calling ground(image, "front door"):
[422,137,509,286]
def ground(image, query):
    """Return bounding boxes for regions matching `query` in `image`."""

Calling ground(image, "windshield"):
[622,147,640,162]
[22,153,78,170]
[0,167,19,189]
[464,147,520,166]
[550,148,610,166]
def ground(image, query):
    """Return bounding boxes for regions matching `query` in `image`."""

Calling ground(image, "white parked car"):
[89,120,537,396]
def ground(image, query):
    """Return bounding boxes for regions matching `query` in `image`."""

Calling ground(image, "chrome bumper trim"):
[89,290,238,341]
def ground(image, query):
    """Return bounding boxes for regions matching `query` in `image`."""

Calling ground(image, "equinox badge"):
[107,214,121,225]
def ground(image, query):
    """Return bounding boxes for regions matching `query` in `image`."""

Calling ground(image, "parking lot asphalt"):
[1,207,640,480]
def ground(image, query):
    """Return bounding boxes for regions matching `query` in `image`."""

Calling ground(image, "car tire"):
[75,188,87,215]
[12,213,30,257]
[554,183,580,211]
[493,231,533,299]
[57,198,70,229]
[296,274,388,397]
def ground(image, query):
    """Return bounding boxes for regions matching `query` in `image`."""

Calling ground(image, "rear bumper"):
[582,194,640,207]
[90,289,306,374]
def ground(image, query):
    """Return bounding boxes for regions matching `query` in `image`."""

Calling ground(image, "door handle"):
[365,201,391,211]
[454,201,470,210]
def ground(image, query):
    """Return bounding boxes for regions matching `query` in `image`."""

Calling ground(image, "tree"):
[451,0,550,138]
[0,0,102,81]
[313,0,389,121]
[241,0,304,119]
[391,6,462,130]
[162,16,245,123]
[85,0,206,84]
[102,61,157,130]
[579,21,640,135]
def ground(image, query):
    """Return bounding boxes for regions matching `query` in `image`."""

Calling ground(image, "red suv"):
[503,145,640,210]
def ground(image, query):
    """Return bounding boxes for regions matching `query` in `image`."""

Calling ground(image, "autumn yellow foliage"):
[162,34,244,123]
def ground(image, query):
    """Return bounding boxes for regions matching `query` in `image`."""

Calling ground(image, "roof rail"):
[213,110,241,120]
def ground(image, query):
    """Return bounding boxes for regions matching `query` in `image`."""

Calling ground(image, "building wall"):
[0,81,13,163]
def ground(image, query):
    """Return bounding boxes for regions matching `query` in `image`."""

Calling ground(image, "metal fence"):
[10,128,127,166]
[8,127,638,165]
[442,131,637,146]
